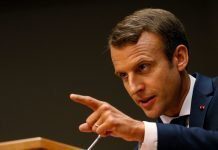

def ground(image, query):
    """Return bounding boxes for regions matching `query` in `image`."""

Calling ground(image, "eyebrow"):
[114,57,154,76]
[135,57,154,64]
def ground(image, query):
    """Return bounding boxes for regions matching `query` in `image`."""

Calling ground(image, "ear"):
[173,44,189,71]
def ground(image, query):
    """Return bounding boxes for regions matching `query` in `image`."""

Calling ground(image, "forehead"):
[110,32,165,66]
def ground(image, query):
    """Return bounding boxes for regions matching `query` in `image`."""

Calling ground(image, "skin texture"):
[111,32,189,118]
[70,31,190,142]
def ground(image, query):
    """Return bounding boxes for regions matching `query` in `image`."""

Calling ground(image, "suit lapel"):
[189,73,214,127]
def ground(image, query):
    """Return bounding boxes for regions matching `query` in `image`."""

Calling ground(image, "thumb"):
[79,123,92,132]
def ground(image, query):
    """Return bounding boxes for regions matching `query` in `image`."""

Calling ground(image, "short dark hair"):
[108,8,189,62]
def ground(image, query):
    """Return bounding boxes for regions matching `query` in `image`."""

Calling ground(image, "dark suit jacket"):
[157,73,218,150]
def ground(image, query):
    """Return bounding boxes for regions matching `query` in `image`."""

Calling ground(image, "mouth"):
[138,95,156,109]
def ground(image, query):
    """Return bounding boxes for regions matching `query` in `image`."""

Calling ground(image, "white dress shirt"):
[139,75,196,150]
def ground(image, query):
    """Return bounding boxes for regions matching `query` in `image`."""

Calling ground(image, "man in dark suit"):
[157,73,218,149]
[70,8,218,149]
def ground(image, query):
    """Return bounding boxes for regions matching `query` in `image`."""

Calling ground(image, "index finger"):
[70,94,103,110]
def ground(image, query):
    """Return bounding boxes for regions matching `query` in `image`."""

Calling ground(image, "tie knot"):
[170,115,189,126]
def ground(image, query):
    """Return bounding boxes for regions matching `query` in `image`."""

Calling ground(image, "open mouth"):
[138,95,156,108]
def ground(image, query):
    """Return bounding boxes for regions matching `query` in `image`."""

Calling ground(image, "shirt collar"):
[160,74,196,124]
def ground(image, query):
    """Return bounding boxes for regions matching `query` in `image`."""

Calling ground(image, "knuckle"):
[92,126,96,132]
[85,96,92,99]
[106,116,114,124]
[85,96,96,105]
[85,96,93,102]
[96,129,102,135]
[103,110,112,117]
[100,102,111,111]
[96,127,106,136]
[86,118,92,126]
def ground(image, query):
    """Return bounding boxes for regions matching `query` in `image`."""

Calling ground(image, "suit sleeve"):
[157,123,218,150]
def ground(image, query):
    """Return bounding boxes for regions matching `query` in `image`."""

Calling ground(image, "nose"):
[128,74,145,95]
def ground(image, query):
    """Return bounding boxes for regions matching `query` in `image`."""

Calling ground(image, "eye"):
[138,64,147,70]
[118,72,128,79]
[137,63,149,72]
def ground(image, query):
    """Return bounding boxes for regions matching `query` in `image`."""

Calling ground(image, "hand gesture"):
[70,94,144,142]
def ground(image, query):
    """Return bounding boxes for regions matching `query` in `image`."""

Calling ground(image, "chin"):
[143,110,160,119]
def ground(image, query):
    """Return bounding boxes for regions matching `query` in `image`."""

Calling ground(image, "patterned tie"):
[170,115,189,126]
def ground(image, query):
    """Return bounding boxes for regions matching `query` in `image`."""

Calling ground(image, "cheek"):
[147,75,167,92]
[150,69,178,100]
[158,71,181,103]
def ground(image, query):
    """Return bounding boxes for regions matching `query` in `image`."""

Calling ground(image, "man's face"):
[111,32,183,119]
